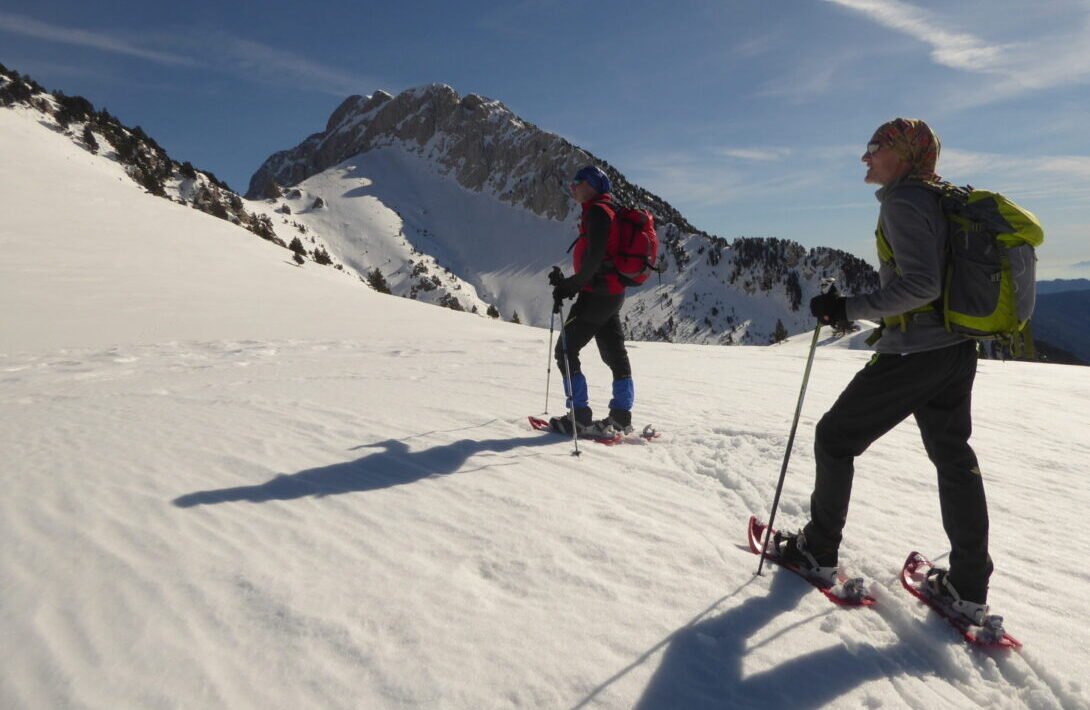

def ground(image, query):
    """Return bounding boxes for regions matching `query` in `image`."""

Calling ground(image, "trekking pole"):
[555,299,581,457]
[544,309,556,414]
[758,325,819,575]
[544,265,563,414]
[758,281,832,575]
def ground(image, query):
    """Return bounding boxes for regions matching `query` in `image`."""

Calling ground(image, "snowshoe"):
[900,551,1021,649]
[528,416,622,445]
[748,516,875,607]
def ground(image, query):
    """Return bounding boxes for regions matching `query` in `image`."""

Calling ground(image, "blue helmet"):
[572,165,611,195]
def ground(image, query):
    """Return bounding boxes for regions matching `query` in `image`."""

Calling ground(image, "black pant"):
[554,291,630,379]
[804,340,992,602]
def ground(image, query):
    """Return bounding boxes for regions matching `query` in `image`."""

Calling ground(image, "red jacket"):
[572,194,624,295]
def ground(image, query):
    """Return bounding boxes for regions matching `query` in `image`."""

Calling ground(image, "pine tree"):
[773,319,789,344]
[438,294,464,311]
[367,268,391,294]
[487,304,500,319]
[81,124,98,154]
[248,214,277,242]
[510,310,521,324]
[785,271,802,311]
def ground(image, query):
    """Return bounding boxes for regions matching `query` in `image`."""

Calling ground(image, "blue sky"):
[2,1,1088,276]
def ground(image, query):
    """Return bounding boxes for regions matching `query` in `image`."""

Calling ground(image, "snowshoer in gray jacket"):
[776,118,993,625]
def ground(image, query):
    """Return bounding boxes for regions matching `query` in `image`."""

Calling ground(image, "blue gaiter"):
[609,377,634,411]
[564,372,589,410]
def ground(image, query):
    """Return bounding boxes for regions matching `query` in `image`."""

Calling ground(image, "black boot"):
[549,407,593,434]
[603,408,633,435]
[774,530,838,586]
[925,568,988,625]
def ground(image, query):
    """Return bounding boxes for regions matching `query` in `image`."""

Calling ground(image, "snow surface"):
[3,106,1090,709]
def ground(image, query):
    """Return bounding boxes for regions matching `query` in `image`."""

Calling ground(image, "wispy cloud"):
[623,147,843,209]
[189,32,373,97]
[941,149,1090,182]
[732,32,782,58]
[0,11,376,96]
[824,0,1006,72]
[0,10,197,66]
[941,148,1090,203]
[824,0,1090,99]
[753,45,868,104]
[716,147,793,162]
[755,57,842,103]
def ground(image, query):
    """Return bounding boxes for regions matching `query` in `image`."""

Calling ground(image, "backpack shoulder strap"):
[591,200,617,221]
[916,179,972,215]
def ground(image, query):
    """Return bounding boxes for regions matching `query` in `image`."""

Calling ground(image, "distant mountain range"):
[1037,278,1090,295]
[1032,283,1090,365]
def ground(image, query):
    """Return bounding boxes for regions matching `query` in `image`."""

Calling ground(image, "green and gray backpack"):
[875,180,1044,355]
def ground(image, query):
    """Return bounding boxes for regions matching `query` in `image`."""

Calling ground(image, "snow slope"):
[244,142,868,347]
[245,146,570,324]
[3,106,1090,709]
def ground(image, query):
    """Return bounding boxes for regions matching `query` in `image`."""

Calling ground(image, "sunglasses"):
[570,178,585,185]
[865,141,884,155]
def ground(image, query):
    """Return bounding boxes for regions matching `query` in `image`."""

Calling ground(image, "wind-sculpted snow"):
[4,76,1089,710]
[4,335,1087,709]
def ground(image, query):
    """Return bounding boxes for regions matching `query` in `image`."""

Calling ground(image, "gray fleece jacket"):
[844,178,968,354]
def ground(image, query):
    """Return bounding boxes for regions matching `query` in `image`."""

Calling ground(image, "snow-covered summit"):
[247,83,602,224]
[244,83,879,343]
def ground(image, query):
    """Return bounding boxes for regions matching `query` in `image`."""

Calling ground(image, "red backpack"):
[606,206,660,286]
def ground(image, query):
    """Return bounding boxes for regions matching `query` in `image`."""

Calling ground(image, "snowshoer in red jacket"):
[549,165,634,437]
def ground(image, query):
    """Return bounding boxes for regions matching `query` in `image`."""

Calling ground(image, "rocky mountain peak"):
[244,85,697,230]
[324,95,367,133]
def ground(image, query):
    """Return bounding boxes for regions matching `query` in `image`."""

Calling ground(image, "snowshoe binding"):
[747,516,875,607]
[900,551,1021,649]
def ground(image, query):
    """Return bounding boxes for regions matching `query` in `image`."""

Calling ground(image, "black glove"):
[548,266,564,287]
[552,277,580,303]
[810,292,849,326]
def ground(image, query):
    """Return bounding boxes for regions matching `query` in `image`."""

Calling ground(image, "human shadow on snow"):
[172,434,552,507]
[576,571,929,710]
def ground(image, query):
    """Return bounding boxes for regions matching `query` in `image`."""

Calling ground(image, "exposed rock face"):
[245,85,696,230]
